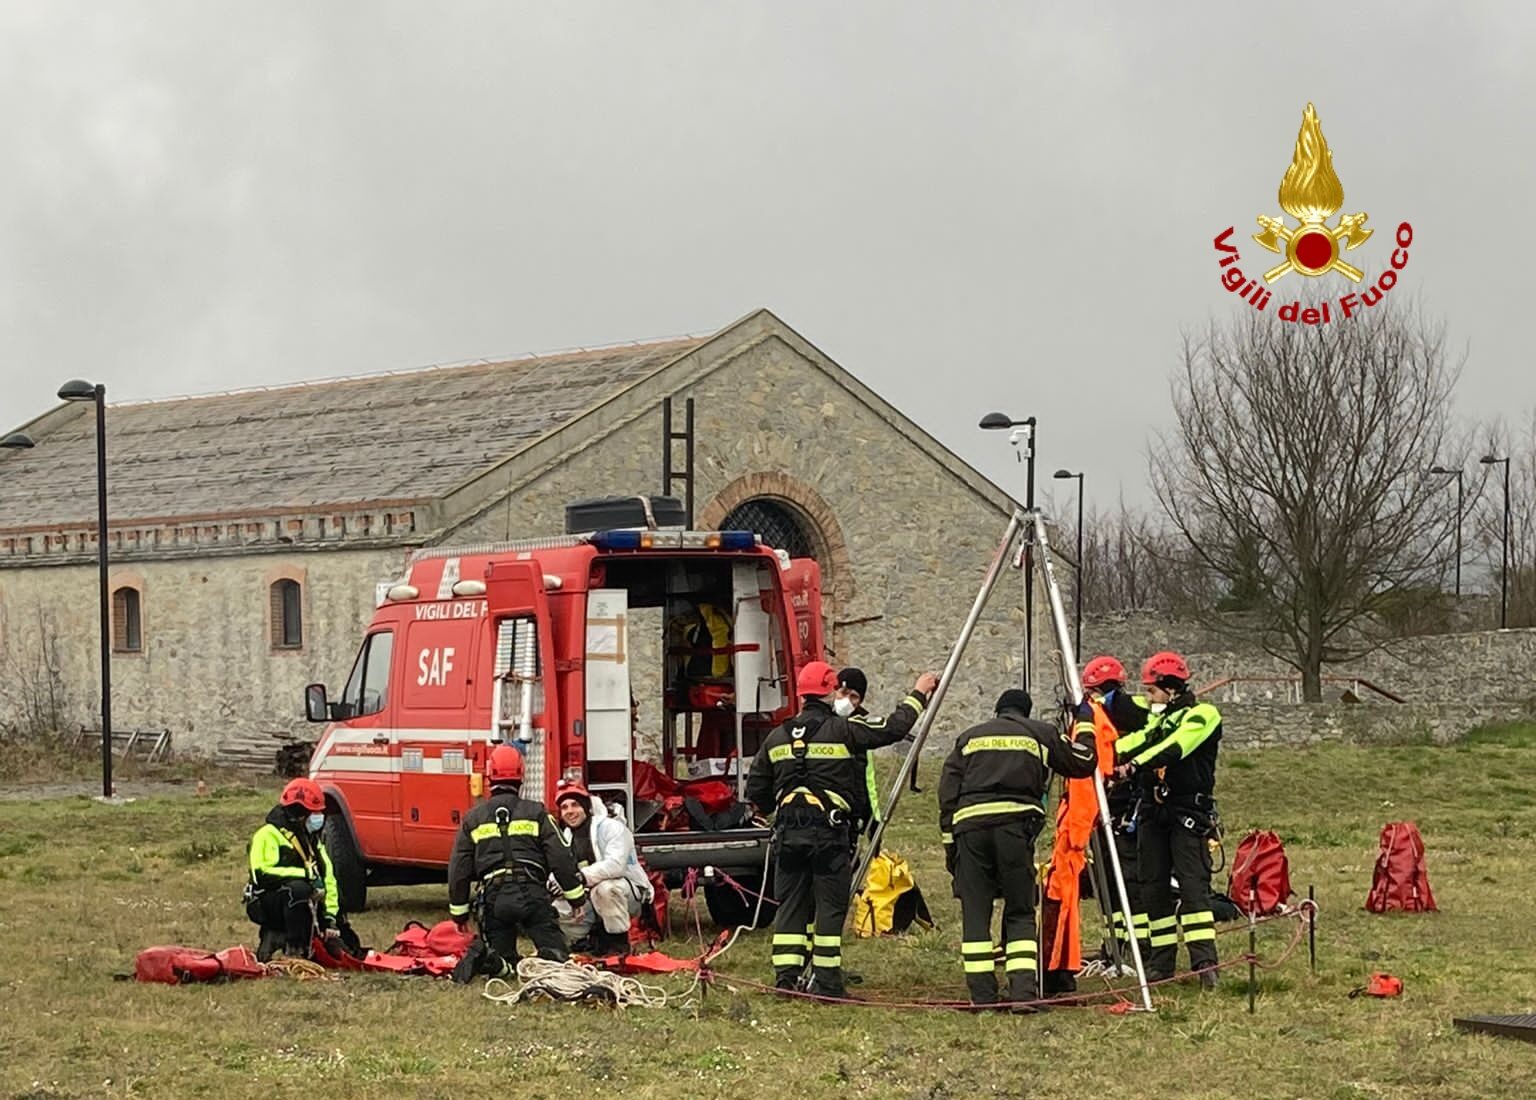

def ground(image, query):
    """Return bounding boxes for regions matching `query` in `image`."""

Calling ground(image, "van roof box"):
[565,495,686,535]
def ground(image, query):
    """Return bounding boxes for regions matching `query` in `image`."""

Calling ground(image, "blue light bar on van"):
[717,530,758,549]
[591,530,648,550]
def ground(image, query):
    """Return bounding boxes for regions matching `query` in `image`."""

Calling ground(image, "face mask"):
[833,697,856,718]
[306,812,325,833]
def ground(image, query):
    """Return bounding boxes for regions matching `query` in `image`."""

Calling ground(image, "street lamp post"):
[1481,454,1511,629]
[1427,465,1463,598]
[981,412,1037,691]
[58,380,114,798]
[1054,469,1085,655]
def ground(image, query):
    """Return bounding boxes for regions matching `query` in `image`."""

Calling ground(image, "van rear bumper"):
[635,827,771,874]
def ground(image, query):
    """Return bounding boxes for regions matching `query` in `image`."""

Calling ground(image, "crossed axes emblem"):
[1252,212,1373,283]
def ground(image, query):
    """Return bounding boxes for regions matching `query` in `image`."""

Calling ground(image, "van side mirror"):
[304,683,329,723]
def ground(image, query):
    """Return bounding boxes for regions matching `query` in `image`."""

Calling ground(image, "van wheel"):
[704,876,777,931]
[323,816,368,913]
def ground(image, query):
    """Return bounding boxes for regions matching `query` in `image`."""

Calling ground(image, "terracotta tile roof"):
[0,337,704,531]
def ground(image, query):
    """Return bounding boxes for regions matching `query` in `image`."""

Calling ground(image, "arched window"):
[112,587,142,652]
[720,498,819,560]
[271,579,303,649]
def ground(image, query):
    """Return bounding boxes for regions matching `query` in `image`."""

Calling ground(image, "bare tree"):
[1151,299,1464,701]
[1050,495,1220,614]
[0,602,78,741]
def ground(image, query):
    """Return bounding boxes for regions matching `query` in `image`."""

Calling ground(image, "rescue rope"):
[264,957,336,981]
[481,958,673,1009]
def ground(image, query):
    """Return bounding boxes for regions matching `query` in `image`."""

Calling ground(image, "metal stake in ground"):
[849,507,1027,904]
[1248,882,1259,1014]
[1308,884,1316,973]
[1029,509,1154,1013]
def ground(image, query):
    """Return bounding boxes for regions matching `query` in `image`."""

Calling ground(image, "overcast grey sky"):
[1,1,1528,516]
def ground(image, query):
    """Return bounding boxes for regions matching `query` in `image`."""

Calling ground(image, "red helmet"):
[1141,651,1191,686]
[555,783,592,811]
[796,660,838,697]
[280,778,326,813]
[1082,655,1127,691]
[487,744,525,783]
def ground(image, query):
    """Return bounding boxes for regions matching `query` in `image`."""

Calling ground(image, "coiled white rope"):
[481,957,672,1009]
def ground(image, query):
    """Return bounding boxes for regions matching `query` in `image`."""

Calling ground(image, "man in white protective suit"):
[553,784,655,956]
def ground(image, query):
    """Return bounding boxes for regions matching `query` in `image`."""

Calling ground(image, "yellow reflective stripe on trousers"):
[470,820,539,843]
[961,939,994,972]
[951,801,1043,824]
[812,934,843,968]
[961,735,1047,761]
[1180,910,1217,942]
[767,742,852,762]
[448,902,470,917]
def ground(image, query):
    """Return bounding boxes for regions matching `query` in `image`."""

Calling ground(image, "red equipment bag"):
[1350,971,1404,998]
[1227,829,1294,915]
[1366,821,1437,913]
[424,919,475,958]
[133,945,267,985]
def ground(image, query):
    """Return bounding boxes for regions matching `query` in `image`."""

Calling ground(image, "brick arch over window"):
[699,473,855,614]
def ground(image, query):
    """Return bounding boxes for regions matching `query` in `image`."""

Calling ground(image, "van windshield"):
[340,630,394,717]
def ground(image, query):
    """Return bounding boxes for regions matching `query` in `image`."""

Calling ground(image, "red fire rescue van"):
[303,497,824,927]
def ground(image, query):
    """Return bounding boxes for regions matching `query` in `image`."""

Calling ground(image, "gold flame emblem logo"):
[1252,103,1372,283]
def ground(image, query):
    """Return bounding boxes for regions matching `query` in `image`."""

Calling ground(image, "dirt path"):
[0,776,269,802]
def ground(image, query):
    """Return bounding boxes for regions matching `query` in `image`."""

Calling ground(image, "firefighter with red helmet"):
[448,743,587,982]
[746,660,938,997]
[1115,650,1223,987]
[246,777,353,961]
[1080,654,1158,959]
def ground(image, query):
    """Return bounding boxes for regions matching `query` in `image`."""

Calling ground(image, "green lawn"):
[4,730,1536,1100]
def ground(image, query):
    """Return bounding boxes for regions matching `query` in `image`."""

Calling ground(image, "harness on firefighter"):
[474,805,548,915]
[777,716,850,830]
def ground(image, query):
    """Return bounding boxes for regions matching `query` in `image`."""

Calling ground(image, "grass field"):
[5,729,1536,1100]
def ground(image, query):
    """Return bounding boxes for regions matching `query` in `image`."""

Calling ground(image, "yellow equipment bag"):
[852,849,935,938]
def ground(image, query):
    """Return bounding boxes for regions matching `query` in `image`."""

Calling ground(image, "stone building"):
[0,309,1056,761]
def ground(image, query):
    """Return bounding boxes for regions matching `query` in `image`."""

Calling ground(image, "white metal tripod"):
[848,506,1154,1012]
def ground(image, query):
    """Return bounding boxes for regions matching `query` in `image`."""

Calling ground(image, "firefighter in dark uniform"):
[939,689,1098,1010]
[1116,651,1222,988]
[746,660,938,997]
[1081,654,1158,961]
[835,667,883,850]
[448,743,588,983]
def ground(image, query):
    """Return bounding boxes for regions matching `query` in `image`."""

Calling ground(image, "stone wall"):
[1080,609,1536,706]
[0,547,410,752]
[1216,700,1532,749]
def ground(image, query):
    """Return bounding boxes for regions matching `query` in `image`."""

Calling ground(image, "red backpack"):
[1227,829,1294,915]
[1366,822,1437,913]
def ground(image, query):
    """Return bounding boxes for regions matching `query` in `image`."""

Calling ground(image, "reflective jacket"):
[248,807,338,921]
[447,790,585,917]
[1103,692,1160,816]
[848,705,884,831]
[561,796,653,902]
[1116,691,1221,803]
[745,692,928,824]
[938,709,1098,843]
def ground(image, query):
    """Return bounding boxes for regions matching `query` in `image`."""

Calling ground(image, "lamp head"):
[979,412,1014,430]
[1053,469,1079,480]
[57,379,99,402]
[0,432,34,450]
[1481,455,1505,466]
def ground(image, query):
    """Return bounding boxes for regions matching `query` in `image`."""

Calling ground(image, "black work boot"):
[451,938,489,984]
[1008,974,1048,1015]
[256,929,284,963]
[1198,966,1219,991]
